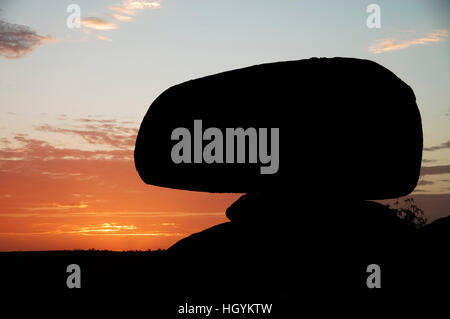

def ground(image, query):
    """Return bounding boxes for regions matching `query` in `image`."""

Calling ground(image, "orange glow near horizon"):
[1,114,449,251]
[0,117,240,251]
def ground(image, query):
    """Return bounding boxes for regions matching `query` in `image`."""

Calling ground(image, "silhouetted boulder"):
[135,57,422,199]
[132,57,450,300]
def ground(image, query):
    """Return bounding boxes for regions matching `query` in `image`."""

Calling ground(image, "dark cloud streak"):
[421,165,450,176]
[424,139,450,151]
[417,180,434,186]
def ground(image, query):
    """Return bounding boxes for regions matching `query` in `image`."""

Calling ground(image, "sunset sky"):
[1,0,449,251]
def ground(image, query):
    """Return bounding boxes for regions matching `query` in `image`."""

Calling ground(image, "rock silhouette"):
[135,57,422,199]
[0,58,448,314]
[133,57,449,308]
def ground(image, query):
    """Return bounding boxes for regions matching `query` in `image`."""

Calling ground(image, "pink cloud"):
[81,17,118,30]
[369,29,450,53]
[97,35,113,42]
[111,13,134,22]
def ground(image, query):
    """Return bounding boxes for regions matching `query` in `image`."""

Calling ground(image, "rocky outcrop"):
[132,58,449,298]
[135,57,422,199]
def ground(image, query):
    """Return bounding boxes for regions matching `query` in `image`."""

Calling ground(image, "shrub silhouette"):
[385,197,427,229]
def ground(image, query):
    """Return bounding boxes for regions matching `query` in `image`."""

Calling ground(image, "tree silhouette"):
[386,198,427,229]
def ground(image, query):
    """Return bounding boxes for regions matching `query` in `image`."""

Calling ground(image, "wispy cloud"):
[35,120,138,150]
[0,20,56,59]
[24,203,89,211]
[78,1,161,42]
[111,13,134,22]
[110,5,136,16]
[369,29,450,53]
[97,34,113,42]
[76,223,136,233]
[424,139,450,151]
[81,17,118,30]
[417,180,434,186]
[110,0,161,15]
[0,134,133,162]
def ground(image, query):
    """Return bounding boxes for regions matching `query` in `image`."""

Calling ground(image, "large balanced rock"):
[135,57,422,199]
[131,58,450,301]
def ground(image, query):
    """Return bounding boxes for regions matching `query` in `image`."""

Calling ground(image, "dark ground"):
[1,200,449,316]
